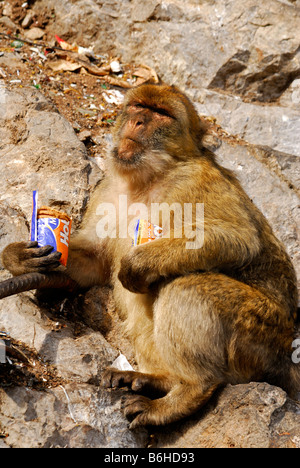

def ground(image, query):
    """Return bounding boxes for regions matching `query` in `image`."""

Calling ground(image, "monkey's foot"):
[101,368,172,395]
[123,382,219,428]
[122,394,156,429]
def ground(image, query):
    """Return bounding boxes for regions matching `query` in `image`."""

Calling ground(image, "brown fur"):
[2,83,299,427]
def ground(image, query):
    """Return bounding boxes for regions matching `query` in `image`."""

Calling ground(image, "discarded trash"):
[0,332,32,365]
[133,64,159,85]
[60,385,77,424]
[10,40,24,49]
[47,59,82,73]
[111,353,134,372]
[133,219,163,246]
[78,46,95,59]
[102,89,124,106]
[29,47,47,61]
[110,60,122,74]
[77,107,97,117]
[31,191,72,267]
[55,35,95,59]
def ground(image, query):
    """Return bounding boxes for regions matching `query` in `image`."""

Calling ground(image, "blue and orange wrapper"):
[133,219,163,246]
[31,191,72,267]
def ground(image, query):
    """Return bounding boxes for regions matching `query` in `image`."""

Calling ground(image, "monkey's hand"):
[118,247,161,294]
[1,241,62,277]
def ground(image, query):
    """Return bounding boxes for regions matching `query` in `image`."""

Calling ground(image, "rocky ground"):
[0,0,299,449]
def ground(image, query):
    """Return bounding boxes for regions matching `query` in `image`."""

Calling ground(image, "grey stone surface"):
[0,0,299,448]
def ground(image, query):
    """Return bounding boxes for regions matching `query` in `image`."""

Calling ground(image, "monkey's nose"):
[130,119,144,129]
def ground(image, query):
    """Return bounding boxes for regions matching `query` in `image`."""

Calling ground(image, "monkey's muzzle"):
[116,137,143,162]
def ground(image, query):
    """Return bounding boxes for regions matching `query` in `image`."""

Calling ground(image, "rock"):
[0,383,148,448]
[196,88,300,157]
[131,0,159,22]
[214,141,300,295]
[21,10,35,29]
[0,52,28,73]
[0,202,29,272]
[0,293,117,383]
[0,83,102,226]
[2,3,13,18]
[1,0,300,449]
[24,27,45,41]
[153,383,300,448]
[0,16,19,31]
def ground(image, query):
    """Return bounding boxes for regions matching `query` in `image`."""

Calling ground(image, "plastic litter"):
[111,353,134,371]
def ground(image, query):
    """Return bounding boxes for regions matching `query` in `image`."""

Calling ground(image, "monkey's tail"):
[0,272,78,300]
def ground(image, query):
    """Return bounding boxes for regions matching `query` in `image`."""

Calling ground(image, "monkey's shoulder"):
[162,157,241,199]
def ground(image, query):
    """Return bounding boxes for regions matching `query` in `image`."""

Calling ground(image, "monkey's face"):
[111,84,207,179]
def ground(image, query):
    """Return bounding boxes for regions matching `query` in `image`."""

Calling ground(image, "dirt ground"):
[0,0,164,166]
[0,35,128,161]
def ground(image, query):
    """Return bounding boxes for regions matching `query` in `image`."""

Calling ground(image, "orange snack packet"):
[133,219,163,246]
[31,191,72,267]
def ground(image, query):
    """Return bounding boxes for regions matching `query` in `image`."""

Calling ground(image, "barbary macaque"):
[1,83,299,428]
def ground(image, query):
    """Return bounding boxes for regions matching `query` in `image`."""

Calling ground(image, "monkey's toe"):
[122,395,153,428]
[101,368,138,389]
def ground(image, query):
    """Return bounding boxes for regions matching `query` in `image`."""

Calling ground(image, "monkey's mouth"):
[113,138,144,165]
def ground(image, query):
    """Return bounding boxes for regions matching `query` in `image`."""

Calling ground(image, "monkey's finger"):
[25,241,39,249]
[27,245,54,258]
[40,251,62,263]
[28,251,62,269]
[101,368,130,388]
[101,368,117,388]
[123,395,151,418]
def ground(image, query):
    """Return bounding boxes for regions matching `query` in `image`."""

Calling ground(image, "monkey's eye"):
[128,103,174,119]
[153,107,173,118]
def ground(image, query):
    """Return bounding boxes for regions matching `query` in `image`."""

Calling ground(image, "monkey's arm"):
[65,235,111,288]
[118,189,262,294]
[1,241,62,276]
[1,235,110,296]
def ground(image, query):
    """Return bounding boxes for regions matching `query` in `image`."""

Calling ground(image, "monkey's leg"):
[122,271,294,427]
[124,381,218,429]
[111,275,224,427]
[102,368,173,396]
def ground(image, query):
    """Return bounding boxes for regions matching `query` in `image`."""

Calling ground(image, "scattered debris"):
[111,353,135,371]
[24,26,45,41]
[103,89,124,105]
[110,59,122,74]
[133,64,159,85]
[0,331,64,390]
[0,30,160,162]
[60,385,78,424]
[55,34,95,59]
